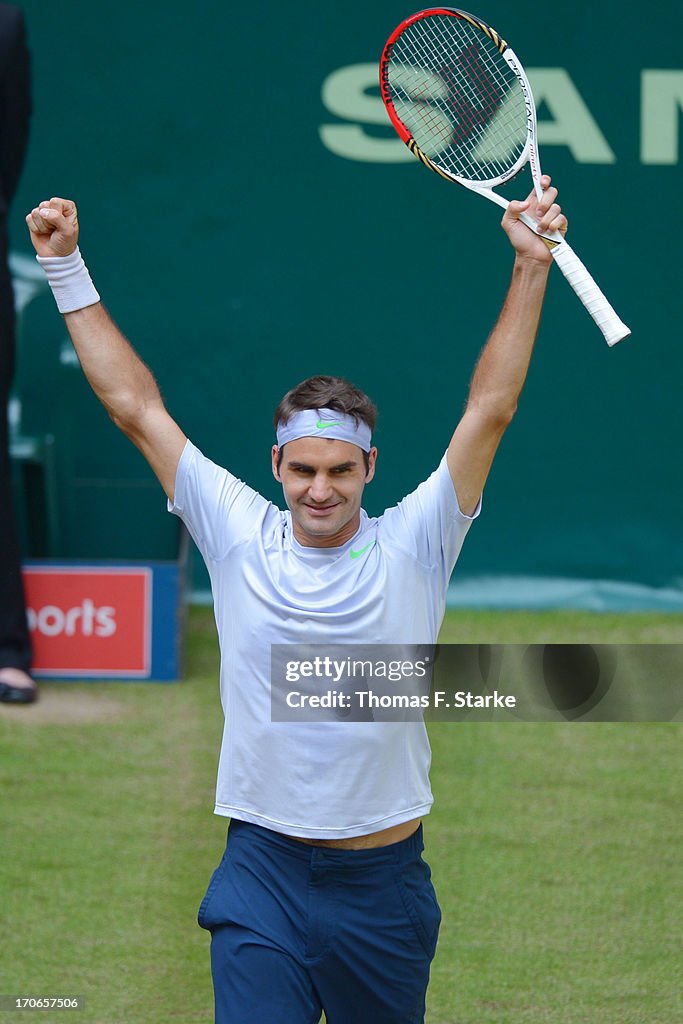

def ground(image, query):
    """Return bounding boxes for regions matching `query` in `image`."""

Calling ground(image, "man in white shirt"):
[27,178,566,1023]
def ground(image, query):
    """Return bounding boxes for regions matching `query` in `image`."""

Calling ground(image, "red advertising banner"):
[23,567,152,677]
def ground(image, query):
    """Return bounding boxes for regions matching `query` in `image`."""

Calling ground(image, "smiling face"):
[272,437,377,547]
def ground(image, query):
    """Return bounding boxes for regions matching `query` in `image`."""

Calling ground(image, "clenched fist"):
[26,197,79,258]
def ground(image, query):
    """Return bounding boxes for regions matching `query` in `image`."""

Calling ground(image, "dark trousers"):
[0,241,32,672]
[200,820,441,1024]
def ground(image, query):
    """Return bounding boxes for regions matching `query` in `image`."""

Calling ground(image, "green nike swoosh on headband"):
[316,418,343,429]
[349,542,375,559]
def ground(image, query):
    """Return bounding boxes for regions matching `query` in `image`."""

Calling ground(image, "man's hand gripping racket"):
[380,7,630,346]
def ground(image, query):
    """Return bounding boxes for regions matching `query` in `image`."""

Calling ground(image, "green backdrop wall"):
[9,1,683,605]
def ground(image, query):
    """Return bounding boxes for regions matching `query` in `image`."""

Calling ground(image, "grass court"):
[0,608,680,1023]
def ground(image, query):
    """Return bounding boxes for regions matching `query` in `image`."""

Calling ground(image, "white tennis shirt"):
[169,440,479,838]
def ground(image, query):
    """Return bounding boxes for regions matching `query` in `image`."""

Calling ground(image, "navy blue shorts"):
[198,819,441,1024]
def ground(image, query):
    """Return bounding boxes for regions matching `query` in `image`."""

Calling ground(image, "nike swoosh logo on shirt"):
[349,542,375,559]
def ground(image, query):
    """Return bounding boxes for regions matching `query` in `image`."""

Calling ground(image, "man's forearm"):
[466,255,550,422]
[445,177,566,514]
[27,198,187,500]
[64,302,163,434]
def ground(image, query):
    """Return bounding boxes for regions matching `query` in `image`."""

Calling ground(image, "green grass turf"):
[0,607,680,1023]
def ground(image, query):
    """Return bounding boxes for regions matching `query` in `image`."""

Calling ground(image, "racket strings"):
[386,14,528,182]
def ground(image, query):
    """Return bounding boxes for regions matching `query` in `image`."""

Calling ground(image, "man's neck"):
[292,514,362,549]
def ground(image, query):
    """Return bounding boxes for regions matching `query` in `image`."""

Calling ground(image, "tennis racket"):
[379,8,630,346]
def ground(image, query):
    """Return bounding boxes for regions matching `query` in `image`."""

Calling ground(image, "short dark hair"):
[274,375,377,474]
[273,375,377,432]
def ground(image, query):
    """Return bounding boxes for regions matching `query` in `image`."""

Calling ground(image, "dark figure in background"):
[0,3,34,704]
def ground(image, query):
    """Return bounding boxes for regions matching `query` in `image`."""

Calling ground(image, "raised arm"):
[26,197,186,501]
[446,175,568,516]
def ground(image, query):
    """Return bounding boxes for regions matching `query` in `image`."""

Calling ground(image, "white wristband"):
[36,246,101,314]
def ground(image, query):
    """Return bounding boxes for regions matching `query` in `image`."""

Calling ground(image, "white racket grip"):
[550,239,631,346]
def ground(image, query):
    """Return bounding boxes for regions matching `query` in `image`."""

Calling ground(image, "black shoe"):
[0,674,38,704]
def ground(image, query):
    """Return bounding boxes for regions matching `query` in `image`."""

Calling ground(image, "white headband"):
[276,408,372,452]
